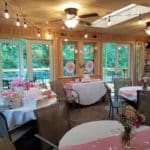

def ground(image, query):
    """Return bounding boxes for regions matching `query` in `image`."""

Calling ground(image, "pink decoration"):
[2,90,18,98]
[64,83,73,98]
[42,90,52,98]
[60,128,150,150]
[86,61,94,72]
[24,81,31,90]
[66,62,75,73]
[11,78,24,87]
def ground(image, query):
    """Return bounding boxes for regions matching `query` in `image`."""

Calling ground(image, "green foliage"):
[63,43,75,60]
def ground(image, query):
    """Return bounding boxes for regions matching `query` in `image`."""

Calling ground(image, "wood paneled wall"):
[0,24,148,83]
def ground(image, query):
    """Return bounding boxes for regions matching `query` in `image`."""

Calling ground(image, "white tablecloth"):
[65,80,107,105]
[119,86,150,102]
[2,97,57,130]
[59,120,150,149]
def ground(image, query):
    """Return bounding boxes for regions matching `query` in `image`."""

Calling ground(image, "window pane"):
[83,43,95,74]
[103,43,117,82]
[63,43,76,76]
[1,42,20,81]
[32,43,50,82]
[118,44,130,78]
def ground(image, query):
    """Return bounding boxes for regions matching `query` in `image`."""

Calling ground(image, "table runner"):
[60,128,150,150]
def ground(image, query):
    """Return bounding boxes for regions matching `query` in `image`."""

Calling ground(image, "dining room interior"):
[0,0,150,150]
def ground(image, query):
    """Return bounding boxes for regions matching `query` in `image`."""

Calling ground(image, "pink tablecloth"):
[60,128,150,150]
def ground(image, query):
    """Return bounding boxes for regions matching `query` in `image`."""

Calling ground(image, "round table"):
[118,86,150,102]
[59,120,150,150]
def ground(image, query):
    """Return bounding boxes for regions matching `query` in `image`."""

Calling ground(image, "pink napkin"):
[60,128,150,150]
[64,83,73,98]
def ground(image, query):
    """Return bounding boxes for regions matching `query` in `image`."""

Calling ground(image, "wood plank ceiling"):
[0,0,150,37]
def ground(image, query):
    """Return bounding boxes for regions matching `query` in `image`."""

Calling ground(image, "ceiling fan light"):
[64,18,79,28]
[145,22,150,36]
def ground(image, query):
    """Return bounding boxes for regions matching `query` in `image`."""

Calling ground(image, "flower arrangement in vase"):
[120,105,145,149]
[140,77,149,90]
[1,90,21,108]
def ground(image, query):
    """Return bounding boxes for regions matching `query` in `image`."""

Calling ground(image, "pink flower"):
[24,81,31,90]
[2,90,18,98]
[11,78,24,87]
[140,77,149,84]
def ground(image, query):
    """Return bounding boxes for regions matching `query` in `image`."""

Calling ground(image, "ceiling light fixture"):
[37,28,41,37]
[16,14,20,27]
[4,1,9,19]
[138,13,142,24]
[64,8,79,28]
[23,18,27,28]
[64,17,79,28]
[92,4,150,28]
[108,16,111,26]
[84,33,88,39]
[46,30,51,39]
[145,22,150,36]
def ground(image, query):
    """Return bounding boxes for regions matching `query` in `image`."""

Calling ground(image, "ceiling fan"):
[63,8,99,28]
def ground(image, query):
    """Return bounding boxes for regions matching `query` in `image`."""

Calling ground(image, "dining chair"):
[137,90,150,125]
[0,113,11,140]
[50,80,80,111]
[0,112,32,143]
[103,82,121,119]
[113,78,132,102]
[34,100,70,150]
[0,137,16,150]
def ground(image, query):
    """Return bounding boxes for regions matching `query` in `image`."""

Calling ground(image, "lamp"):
[64,17,79,28]
[16,14,20,27]
[4,2,9,19]
[23,18,27,28]
[145,22,150,36]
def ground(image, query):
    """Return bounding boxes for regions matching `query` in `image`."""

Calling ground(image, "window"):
[102,42,130,83]
[63,42,77,76]
[0,39,53,89]
[31,43,50,83]
[83,43,95,74]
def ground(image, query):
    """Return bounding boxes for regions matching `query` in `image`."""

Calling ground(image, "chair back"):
[34,101,70,149]
[137,90,150,125]
[113,78,132,94]
[0,138,15,150]
[50,80,66,100]
[0,113,11,140]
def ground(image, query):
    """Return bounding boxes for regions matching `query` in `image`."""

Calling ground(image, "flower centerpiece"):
[1,89,21,108]
[140,77,149,90]
[120,105,145,149]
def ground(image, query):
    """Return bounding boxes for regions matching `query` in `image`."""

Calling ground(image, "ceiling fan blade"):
[79,13,99,18]
[79,20,91,26]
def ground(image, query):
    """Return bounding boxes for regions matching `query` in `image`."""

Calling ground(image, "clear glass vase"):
[122,127,134,150]
[143,82,148,90]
